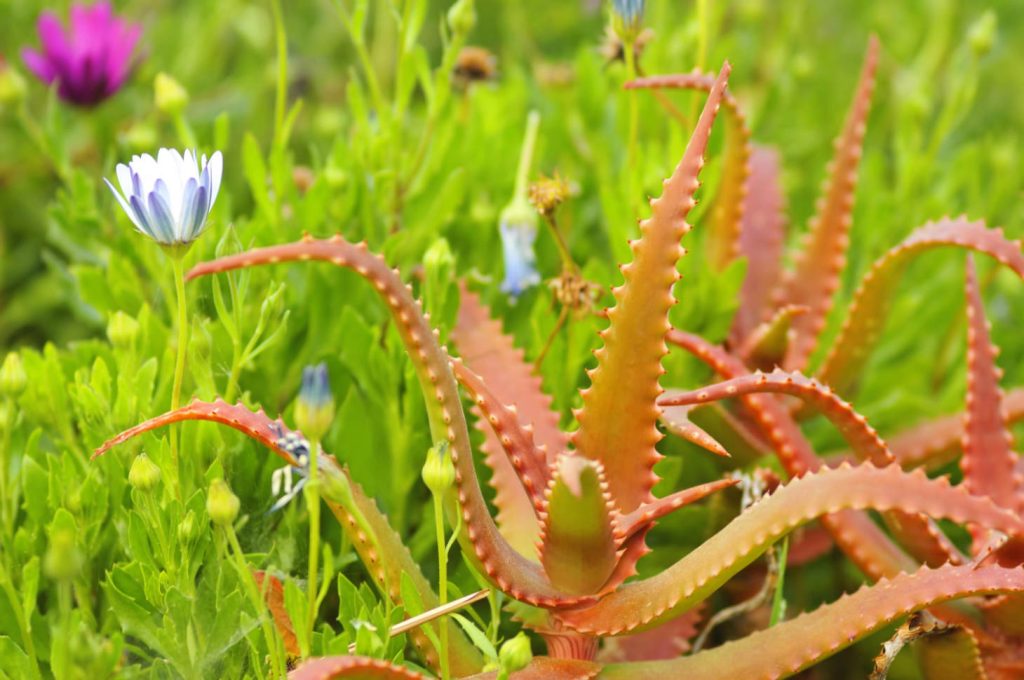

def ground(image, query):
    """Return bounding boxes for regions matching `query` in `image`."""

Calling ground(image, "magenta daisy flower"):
[21,1,141,107]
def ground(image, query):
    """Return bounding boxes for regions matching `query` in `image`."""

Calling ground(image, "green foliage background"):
[0,0,1021,678]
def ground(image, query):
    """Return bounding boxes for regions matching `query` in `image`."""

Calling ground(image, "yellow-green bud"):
[968,10,997,58]
[498,633,532,675]
[294,363,335,442]
[207,479,240,526]
[177,510,198,543]
[0,64,27,106]
[124,121,158,152]
[44,529,83,581]
[421,443,456,495]
[107,311,140,349]
[0,352,27,397]
[154,72,189,116]
[447,0,476,36]
[128,453,161,492]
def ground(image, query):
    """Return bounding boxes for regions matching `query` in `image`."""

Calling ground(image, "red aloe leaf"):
[737,305,807,372]
[786,525,834,566]
[614,478,739,542]
[817,217,1024,399]
[962,256,1024,515]
[253,571,300,658]
[94,401,484,676]
[598,564,1024,680]
[657,396,730,457]
[450,357,548,557]
[626,70,752,270]
[187,236,591,608]
[666,330,952,576]
[553,463,1024,637]
[288,656,426,679]
[452,285,568,462]
[917,626,987,680]
[889,388,1024,472]
[537,456,618,595]
[776,35,880,370]
[660,369,893,466]
[598,607,704,662]
[730,146,787,346]
[462,658,602,680]
[573,63,731,514]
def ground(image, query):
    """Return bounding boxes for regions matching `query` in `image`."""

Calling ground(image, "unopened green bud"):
[0,352,27,397]
[124,121,158,152]
[66,488,83,515]
[0,63,27,106]
[498,633,532,675]
[44,529,83,581]
[154,72,189,116]
[107,311,140,349]
[128,453,161,492]
[968,10,997,58]
[447,0,476,36]
[207,479,240,526]
[294,363,335,441]
[177,510,198,543]
[421,443,456,495]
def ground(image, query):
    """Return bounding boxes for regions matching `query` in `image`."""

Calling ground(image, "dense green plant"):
[2,1,1023,679]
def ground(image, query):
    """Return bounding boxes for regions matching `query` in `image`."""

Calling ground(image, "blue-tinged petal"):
[103,177,143,231]
[178,177,199,241]
[128,194,156,240]
[205,151,223,208]
[188,185,209,242]
[499,220,541,298]
[146,188,177,244]
[115,163,134,198]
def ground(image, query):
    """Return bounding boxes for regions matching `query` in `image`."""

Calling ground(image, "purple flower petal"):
[147,185,177,243]
[21,48,55,83]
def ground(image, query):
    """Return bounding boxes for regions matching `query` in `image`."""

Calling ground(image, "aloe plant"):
[92,54,1024,680]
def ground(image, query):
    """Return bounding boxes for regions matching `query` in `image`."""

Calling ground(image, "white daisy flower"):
[105,148,223,245]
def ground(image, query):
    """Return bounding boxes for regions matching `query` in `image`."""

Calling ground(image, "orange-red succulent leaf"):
[451,357,548,557]
[253,571,300,658]
[598,607,704,662]
[537,456,619,596]
[777,36,880,370]
[94,400,483,676]
[738,305,807,372]
[288,656,427,679]
[599,564,1024,680]
[553,463,1024,637]
[889,388,1024,472]
[731,146,787,346]
[573,63,731,514]
[916,626,988,680]
[187,236,592,608]
[962,256,1024,514]
[660,369,892,466]
[666,330,938,577]
[614,478,739,542]
[452,285,568,463]
[626,70,752,270]
[688,402,772,463]
[817,217,1024,399]
[657,396,730,457]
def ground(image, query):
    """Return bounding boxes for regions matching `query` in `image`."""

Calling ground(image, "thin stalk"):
[224,526,286,679]
[346,589,489,654]
[432,491,450,680]
[541,214,576,276]
[304,438,322,644]
[0,397,11,543]
[270,0,288,147]
[0,560,42,680]
[169,256,188,501]
[514,112,541,201]
[623,39,639,173]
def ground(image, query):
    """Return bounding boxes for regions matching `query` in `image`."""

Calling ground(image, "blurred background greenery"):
[0,0,1021,677]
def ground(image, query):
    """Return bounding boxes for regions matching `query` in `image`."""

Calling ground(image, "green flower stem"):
[623,38,639,173]
[0,560,42,680]
[270,0,288,148]
[222,525,286,679]
[0,397,12,543]
[432,490,450,680]
[304,438,322,645]
[172,111,197,149]
[170,255,189,501]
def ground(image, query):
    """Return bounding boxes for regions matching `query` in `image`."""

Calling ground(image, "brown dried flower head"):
[453,46,497,88]
[528,173,571,217]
